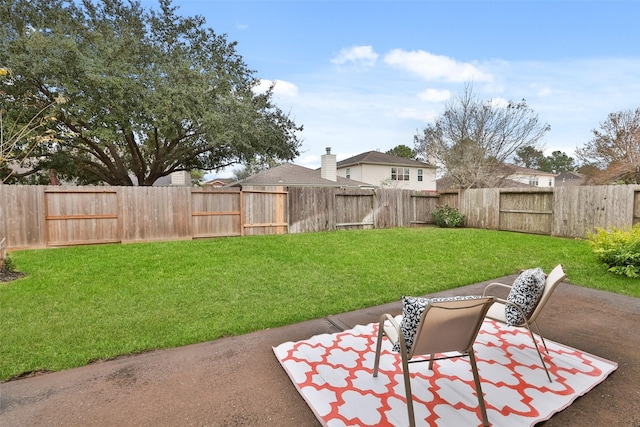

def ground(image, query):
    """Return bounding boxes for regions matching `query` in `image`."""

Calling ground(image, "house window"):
[528,176,539,186]
[417,169,423,182]
[391,167,410,181]
[548,178,552,187]
[346,167,350,179]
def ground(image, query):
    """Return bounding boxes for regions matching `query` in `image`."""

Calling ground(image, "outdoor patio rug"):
[273,319,617,427]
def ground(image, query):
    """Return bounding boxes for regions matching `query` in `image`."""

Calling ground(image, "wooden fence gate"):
[45,189,120,246]
[334,190,375,230]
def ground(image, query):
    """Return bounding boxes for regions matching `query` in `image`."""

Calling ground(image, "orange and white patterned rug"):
[273,319,617,427]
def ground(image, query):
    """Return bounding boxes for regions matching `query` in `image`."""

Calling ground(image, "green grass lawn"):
[1,227,637,381]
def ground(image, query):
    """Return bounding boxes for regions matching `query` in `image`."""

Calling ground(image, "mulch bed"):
[0,269,25,282]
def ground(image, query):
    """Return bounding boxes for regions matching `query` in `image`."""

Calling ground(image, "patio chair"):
[373,296,496,427]
[482,264,567,382]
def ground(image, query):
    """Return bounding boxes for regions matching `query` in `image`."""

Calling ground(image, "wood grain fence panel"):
[242,186,288,236]
[0,184,46,248]
[335,189,375,230]
[288,187,335,233]
[120,186,191,242]
[634,189,640,226]
[499,189,554,235]
[553,185,636,237]
[397,190,414,228]
[411,192,439,226]
[45,188,120,246]
[375,189,399,229]
[460,188,500,230]
[191,189,242,238]
[438,191,460,209]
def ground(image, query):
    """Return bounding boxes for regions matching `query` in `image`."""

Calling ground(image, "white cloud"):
[536,86,553,97]
[488,97,510,108]
[384,49,493,82]
[396,107,439,122]
[331,45,378,67]
[418,88,451,102]
[271,80,299,97]
[254,79,299,98]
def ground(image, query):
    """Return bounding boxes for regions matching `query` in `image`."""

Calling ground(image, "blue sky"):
[144,0,640,176]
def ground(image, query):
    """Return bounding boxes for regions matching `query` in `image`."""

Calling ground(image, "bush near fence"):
[1,184,639,250]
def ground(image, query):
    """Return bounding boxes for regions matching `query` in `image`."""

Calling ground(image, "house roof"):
[556,171,585,186]
[204,178,234,186]
[227,163,369,188]
[502,164,557,177]
[436,176,532,191]
[337,151,435,169]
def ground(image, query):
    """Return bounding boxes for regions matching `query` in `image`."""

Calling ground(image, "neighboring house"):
[437,163,560,190]
[556,171,585,187]
[336,151,437,192]
[228,149,369,188]
[502,164,557,188]
[436,175,531,191]
[152,170,192,186]
[203,178,234,188]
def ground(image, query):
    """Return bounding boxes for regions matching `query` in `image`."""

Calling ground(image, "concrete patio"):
[1,275,639,426]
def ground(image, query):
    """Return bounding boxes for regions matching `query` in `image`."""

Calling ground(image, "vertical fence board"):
[0,184,45,248]
[375,189,395,229]
[45,188,120,246]
[438,191,460,209]
[633,189,640,226]
[460,188,500,230]
[411,193,439,226]
[191,189,242,238]
[242,186,288,236]
[335,189,375,230]
[120,186,191,242]
[498,189,554,235]
[288,187,335,233]
[554,185,636,237]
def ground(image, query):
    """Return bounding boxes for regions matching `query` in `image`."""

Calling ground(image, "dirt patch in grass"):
[0,269,25,283]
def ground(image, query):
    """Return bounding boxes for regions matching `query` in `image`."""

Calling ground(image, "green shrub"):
[588,224,640,278]
[1,253,16,272]
[431,205,465,228]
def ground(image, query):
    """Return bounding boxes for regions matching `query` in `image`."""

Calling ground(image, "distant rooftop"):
[227,163,369,188]
[337,151,434,168]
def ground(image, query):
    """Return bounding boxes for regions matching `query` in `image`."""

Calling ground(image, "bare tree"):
[575,108,640,184]
[414,85,550,188]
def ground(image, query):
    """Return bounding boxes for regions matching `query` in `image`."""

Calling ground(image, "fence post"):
[0,237,6,270]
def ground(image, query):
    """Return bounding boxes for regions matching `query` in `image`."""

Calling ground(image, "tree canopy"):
[0,0,302,185]
[414,85,550,189]
[514,146,576,174]
[575,108,640,184]
[385,144,418,160]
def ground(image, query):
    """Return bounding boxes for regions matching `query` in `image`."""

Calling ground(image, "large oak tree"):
[0,0,302,185]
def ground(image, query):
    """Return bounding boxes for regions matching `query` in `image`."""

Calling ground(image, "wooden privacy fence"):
[286,187,438,233]
[455,185,640,237]
[0,185,289,249]
[1,184,640,250]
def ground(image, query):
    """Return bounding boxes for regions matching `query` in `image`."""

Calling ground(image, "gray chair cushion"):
[505,267,547,326]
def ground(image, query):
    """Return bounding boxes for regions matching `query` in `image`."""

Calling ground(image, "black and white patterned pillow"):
[392,295,484,353]
[505,267,547,326]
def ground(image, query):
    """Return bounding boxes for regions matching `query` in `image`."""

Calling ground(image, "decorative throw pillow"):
[392,295,484,353]
[505,267,547,326]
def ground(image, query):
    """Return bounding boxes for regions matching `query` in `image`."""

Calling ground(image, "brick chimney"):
[321,147,337,182]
